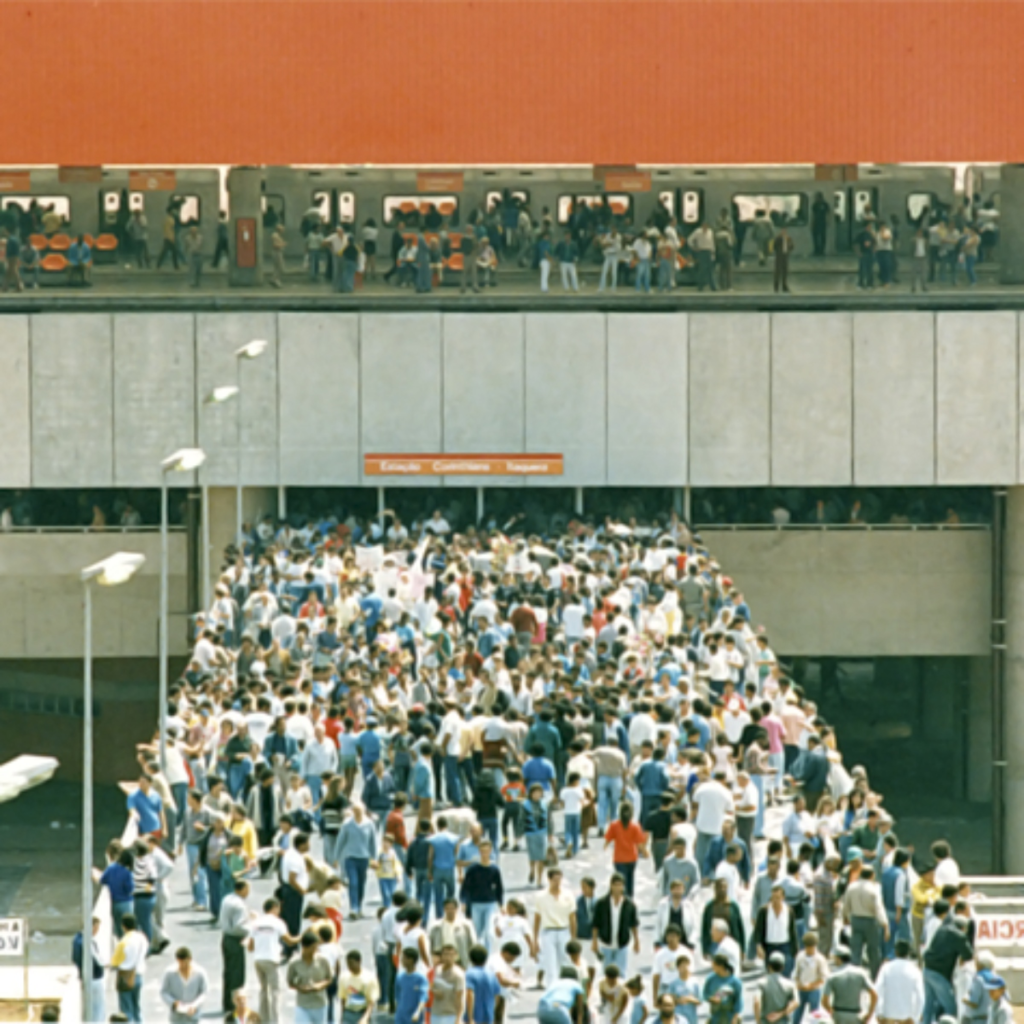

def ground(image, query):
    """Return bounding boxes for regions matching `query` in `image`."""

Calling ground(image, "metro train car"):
[0,164,997,261]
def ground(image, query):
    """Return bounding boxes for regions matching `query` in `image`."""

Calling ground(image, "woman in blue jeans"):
[334,803,377,919]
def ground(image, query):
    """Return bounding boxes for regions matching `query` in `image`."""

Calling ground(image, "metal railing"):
[0,525,185,534]
[694,522,990,532]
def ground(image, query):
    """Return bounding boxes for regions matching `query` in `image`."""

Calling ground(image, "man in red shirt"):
[603,802,649,898]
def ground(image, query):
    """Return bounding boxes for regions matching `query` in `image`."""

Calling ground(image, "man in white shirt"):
[875,939,924,1023]
[424,510,451,536]
[932,841,960,888]
[300,724,339,810]
[250,896,299,1024]
[692,772,734,873]
[562,599,586,643]
[112,914,149,1021]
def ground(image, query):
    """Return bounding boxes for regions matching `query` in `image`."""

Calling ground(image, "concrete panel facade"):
[278,313,361,485]
[524,313,606,485]
[113,314,196,486]
[689,313,770,485]
[360,313,443,485]
[31,314,114,487]
[195,312,279,485]
[853,312,935,486]
[0,316,30,487]
[937,311,1017,484]
[443,313,526,486]
[607,313,688,485]
[0,532,188,658]
[771,313,852,485]
[703,528,991,656]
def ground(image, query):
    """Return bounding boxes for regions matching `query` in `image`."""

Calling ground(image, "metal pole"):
[81,581,93,1024]
[235,358,243,550]
[476,487,485,525]
[377,487,386,531]
[201,484,211,610]
[574,487,584,516]
[992,487,1007,874]
[684,484,692,525]
[158,473,169,775]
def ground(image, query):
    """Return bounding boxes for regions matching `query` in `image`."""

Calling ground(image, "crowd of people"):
[71,507,1003,1024]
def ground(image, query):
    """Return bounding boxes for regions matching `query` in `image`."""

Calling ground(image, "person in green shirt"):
[221,834,250,899]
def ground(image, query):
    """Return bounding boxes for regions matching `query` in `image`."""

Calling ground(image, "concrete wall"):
[0,533,189,658]
[702,529,992,656]
[5,309,1023,488]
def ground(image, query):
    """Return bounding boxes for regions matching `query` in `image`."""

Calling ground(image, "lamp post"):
[203,384,239,612]
[233,340,268,551]
[80,552,145,1024]
[158,449,206,773]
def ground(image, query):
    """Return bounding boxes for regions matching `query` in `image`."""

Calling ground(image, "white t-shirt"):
[693,781,734,835]
[563,604,586,639]
[561,785,585,815]
[282,847,308,890]
[246,712,275,748]
[733,781,759,819]
[653,945,688,986]
[714,860,740,903]
[251,913,289,962]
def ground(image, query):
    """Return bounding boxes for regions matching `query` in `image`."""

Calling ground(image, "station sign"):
[128,170,178,191]
[364,453,563,476]
[417,171,464,193]
[603,171,651,192]
[0,173,30,192]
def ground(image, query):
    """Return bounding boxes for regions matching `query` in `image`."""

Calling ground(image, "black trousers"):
[222,933,247,1011]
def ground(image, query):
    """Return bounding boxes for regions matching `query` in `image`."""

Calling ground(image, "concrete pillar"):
[999,165,1024,284]
[967,656,993,803]
[205,486,276,593]
[227,166,265,287]
[1003,488,1024,870]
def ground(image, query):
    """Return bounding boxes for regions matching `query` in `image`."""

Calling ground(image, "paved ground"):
[2,256,1019,310]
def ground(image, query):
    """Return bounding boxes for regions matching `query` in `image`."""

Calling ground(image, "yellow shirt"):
[231,819,258,861]
[163,214,176,242]
[535,890,576,929]
[911,877,938,920]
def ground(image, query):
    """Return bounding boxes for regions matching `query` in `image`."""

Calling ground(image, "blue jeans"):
[309,249,322,280]
[133,893,155,943]
[614,861,636,897]
[432,868,456,919]
[795,988,820,1024]
[118,977,143,1022]
[379,876,397,908]
[480,817,500,860]
[186,842,209,908]
[414,870,432,921]
[228,757,252,799]
[635,258,651,292]
[965,253,977,284]
[601,945,629,972]
[341,261,356,293]
[170,783,188,845]
[205,866,223,919]
[296,1007,328,1024]
[694,831,716,877]
[539,1005,573,1024]
[305,775,323,820]
[345,857,369,914]
[470,901,500,950]
[443,755,463,805]
[768,752,784,795]
[923,968,957,1024]
[884,911,910,959]
[597,776,622,832]
[111,899,133,938]
[564,813,581,856]
[657,258,674,291]
[753,775,766,836]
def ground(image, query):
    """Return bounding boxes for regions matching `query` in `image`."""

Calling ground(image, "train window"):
[173,194,201,225]
[485,190,530,213]
[312,191,331,222]
[907,192,938,223]
[657,191,675,218]
[128,192,144,212]
[681,190,703,224]
[2,195,70,222]
[556,194,633,225]
[833,189,848,222]
[100,189,145,227]
[261,194,285,225]
[338,192,356,224]
[383,195,458,227]
[852,189,878,222]
[732,193,808,227]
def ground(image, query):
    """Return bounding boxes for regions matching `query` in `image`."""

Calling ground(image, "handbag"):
[116,969,137,992]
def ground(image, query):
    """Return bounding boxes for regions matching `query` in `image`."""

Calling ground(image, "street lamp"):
[158,449,205,774]
[80,552,145,1024]
[203,385,239,611]
[233,340,268,549]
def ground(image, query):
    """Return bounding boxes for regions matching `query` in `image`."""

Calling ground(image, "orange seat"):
[83,233,96,247]
[609,199,627,215]
[449,232,463,247]
[48,233,71,251]
[41,253,68,272]
[29,234,48,251]
[446,253,464,272]
[424,232,440,246]
[96,233,118,251]
[438,201,455,216]
[399,201,416,214]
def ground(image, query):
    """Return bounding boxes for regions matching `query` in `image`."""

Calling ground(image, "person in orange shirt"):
[603,802,649,898]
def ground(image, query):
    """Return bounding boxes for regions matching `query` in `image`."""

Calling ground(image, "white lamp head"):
[235,339,268,360]
[161,448,206,473]
[204,385,239,405]
[81,552,146,586]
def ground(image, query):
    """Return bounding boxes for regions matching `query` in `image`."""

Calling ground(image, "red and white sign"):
[0,172,30,192]
[603,171,651,192]
[974,915,1024,946]
[417,171,464,193]
[364,453,563,476]
[129,170,177,191]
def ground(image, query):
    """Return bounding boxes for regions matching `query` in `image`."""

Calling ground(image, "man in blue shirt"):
[359,592,383,642]
[395,947,430,1024]
[525,712,562,764]
[523,746,557,798]
[67,235,92,285]
[427,817,461,920]
[465,945,502,1024]
[356,719,382,778]
[127,775,166,838]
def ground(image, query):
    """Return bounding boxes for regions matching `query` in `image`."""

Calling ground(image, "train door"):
[834,186,878,251]
[311,189,357,229]
[99,189,144,235]
[658,189,704,232]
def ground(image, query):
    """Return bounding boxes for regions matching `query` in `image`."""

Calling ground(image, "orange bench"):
[39,252,69,286]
